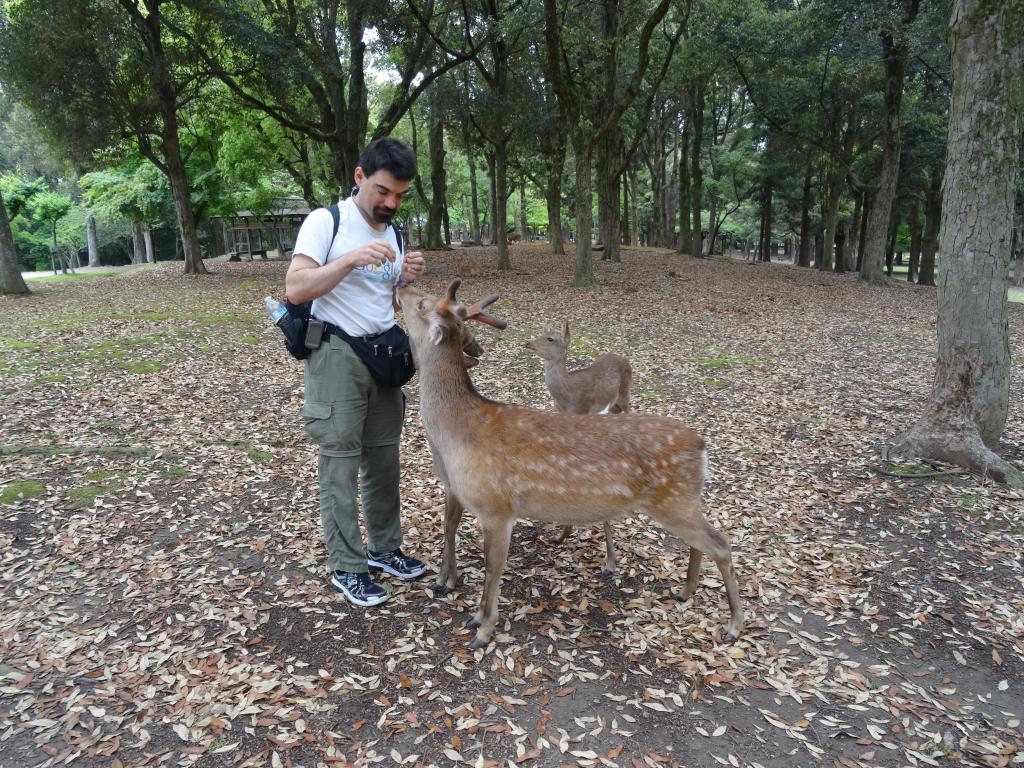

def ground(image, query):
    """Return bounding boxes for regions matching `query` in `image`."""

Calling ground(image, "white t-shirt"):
[292,197,404,336]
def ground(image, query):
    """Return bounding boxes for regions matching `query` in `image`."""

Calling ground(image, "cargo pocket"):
[300,401,333,446]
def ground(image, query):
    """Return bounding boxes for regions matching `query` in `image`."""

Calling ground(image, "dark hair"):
[358,137,417,181]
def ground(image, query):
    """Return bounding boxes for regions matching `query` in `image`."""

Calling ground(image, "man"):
[286,137,427,607]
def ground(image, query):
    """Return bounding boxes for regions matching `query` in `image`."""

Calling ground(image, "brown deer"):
[399,278,743,648]
[525,321,633,575]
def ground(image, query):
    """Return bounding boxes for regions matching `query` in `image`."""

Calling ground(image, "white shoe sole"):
[331,573,389,607]
[367,557,426,580]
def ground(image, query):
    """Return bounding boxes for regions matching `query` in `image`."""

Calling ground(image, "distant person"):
[285,137,427,607]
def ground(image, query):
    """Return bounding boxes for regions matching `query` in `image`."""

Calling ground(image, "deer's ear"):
[429,321,447,346]
[542,322,550,334]
[561,320,569,341]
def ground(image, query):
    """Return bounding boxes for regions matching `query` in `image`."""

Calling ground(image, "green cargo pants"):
[301,335,405,573]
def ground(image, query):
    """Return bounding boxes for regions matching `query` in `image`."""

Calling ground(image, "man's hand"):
[401,251,426,284]
[341,241,396,272]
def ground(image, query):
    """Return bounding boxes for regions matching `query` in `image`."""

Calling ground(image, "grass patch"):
[67,480,123,509]
[1010,287,1024,305]
[694,346,765,370]
[239,335,261,344]
[165,466,189,478]
[3,338,43,351]
[246,448,274,462]
[110,310,174,322]
[702,377,729,389]
[119,360,165,374]
[0,480,45,504]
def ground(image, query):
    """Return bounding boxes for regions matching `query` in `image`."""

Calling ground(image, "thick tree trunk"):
[571,135,597,286]
[598,131,622,262]
[463,127,481,244]
[518,177,527,241]
[889,0,1023,486]
[759,179,773,262]
[690,84,705,258]
[0,188,30,295]
[144,228,155,263]
[861,24,914,284]
[918,167,942,286]
[834,220,847,273]
[130,221,145,265]
[424,103,448,250]
[86,215,100,268]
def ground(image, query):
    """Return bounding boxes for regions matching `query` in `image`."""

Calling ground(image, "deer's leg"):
[680,548,703,600]
[467,518,513,648]
[600,521,616,577]
[434,488,465,594]
[658,509,743,640]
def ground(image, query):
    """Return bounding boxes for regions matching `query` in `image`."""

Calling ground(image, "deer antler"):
[463,293,508,329]
[443,277,507,329]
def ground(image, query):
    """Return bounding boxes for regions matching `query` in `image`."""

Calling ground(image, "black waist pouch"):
[279,299,314,360]
[337,324,416,388]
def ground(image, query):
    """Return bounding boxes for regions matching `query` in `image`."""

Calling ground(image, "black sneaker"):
[367,548,426,580]
[331,571,389,607]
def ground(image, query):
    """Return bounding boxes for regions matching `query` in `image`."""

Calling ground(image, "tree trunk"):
[759,179,773,262]
[861,23,915,284]
[689,84,704,258]
[0,188,30,295]
[571,135,597,286]
[834,219,847,273]
[849,188,862,266]
[908,199,922,282]
[856,192,870,272]
[798,164,813,267]
[464,129,481,243]
[598,131,622,262]
[424,102,448,250]
[888,0,1023,486]
[518,176,527,241]
[486,151,497,245]
[546,167,564,254]
[918,168,942,286]
[86,215,100,268]
[144,228,155,263]
[629,169,640,247]
[494,141,511,270]
[130,221,145,265]
[678,116,691,253]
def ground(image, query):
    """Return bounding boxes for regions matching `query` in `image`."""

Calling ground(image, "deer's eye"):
[418,299,431,311]
[546,336,554,342]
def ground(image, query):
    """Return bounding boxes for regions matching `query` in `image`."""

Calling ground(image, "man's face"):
[354,167,411,226]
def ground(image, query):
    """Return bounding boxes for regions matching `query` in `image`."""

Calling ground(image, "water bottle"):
[264,295,287,325]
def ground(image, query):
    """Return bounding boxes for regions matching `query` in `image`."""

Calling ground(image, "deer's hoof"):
[469,635,490,649]
[432,581,453,596]
[600,568,614,579]
[724,616,744,641]
[465,616,481,630]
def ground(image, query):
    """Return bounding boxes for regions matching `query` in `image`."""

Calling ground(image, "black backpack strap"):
[391,222,404,258]
[328,203,341,254]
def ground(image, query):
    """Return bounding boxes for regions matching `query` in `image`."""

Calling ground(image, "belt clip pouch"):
[304,318,325,350]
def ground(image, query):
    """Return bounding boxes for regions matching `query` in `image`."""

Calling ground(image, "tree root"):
[886,421,1024,488]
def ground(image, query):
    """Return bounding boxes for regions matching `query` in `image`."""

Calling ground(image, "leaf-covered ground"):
[1,244,1022,768]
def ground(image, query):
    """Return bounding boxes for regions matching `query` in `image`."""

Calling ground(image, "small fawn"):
[399,279,743,648]
[526,321,633,574]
